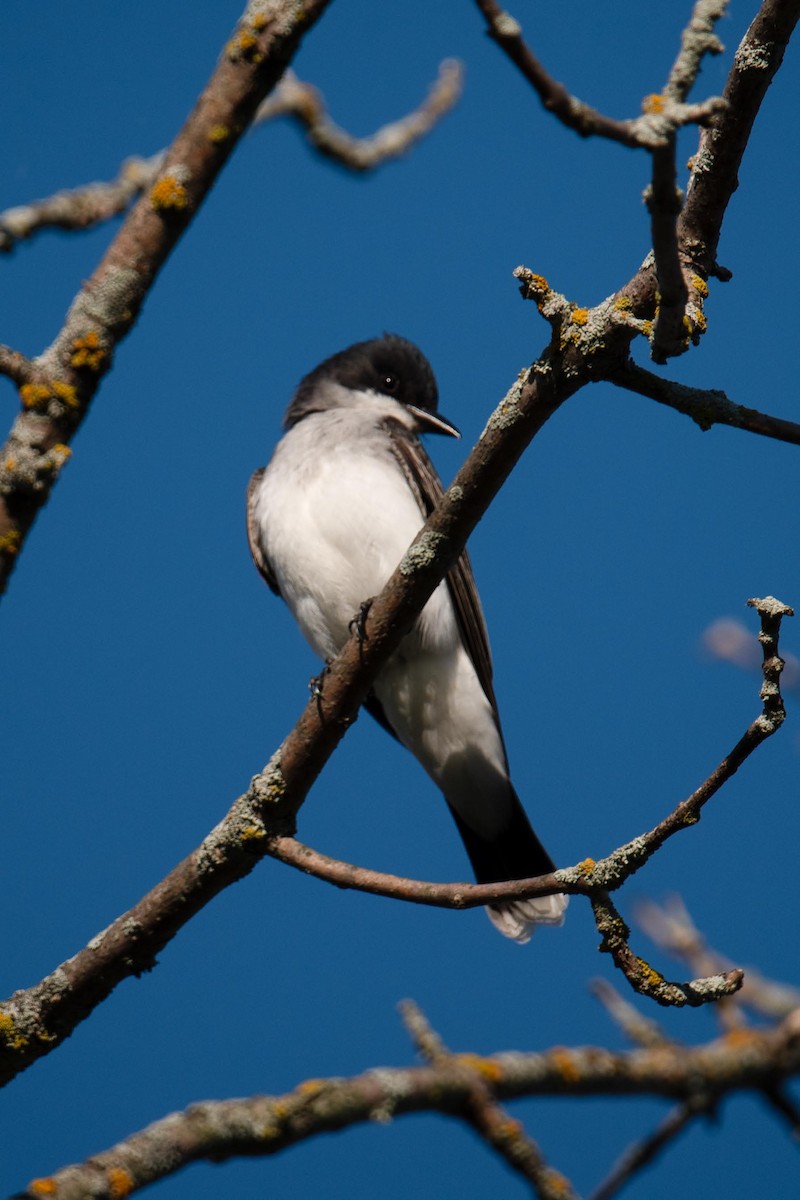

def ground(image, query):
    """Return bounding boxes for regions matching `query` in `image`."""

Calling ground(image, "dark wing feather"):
[386,424,498,712]
[246,468,281,596]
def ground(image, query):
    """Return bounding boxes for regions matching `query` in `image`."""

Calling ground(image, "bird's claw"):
[348,599,374,645]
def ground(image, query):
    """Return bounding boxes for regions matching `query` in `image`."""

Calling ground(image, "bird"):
[246,334,567,941]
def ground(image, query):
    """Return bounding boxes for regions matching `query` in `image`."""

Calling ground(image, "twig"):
[0,153,164,253]
[255,61,463,171]
[589,1101,707,1200]
[591,890,742,1008]
[762,1086,800,1139]
[637,896,800,1022]
[609,360,800,447]
[399,1000,577,1199]
[648,0,728,361]
[0,346,37,388]
[472,0,724,149]
[590,979,673,1049]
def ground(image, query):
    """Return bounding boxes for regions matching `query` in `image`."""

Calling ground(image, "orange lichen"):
[208,124,231,143]
[0,530,22,556]
[28,1180,57,1197]
[20,383,52,409]
[107,1167,135,1199]
[550,1048,581,1082]
[70,331,106,370]
[150,176,190,212]
[227,29,264,63]
[240,824,266,843]
[691,274,709,298]
[52,380,79,406]
[296,1078,327,1095]
[643,93,666,114]
[724,1028,761,1048]
[570,308,589,326]
[578,858,596,875]
[613,296,632,311]
[635,957,665,988]
[0,1010,28,1049]
[456,1053,503,1082]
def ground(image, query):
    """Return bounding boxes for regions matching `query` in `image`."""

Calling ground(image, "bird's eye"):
[382,373,399,394]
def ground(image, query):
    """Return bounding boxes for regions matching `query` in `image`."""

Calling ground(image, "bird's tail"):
[447,787,567,944]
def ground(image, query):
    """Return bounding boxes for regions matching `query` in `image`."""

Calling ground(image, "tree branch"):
[16,1008,800,1199]
[0,61,462,254]
[609,360,800,446]
[255,61,463,170]
[0,0,334,596]
[400,1000,577,1200]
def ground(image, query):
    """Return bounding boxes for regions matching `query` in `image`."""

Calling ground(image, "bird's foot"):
[348,598,374,645]
[308,661,331,709]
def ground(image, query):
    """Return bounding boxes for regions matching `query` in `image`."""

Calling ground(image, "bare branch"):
[16,1011,800,1199]
[589,1101,707,1200]
[0,153,164,253]
[256,61,463,170]
[0,345,37,388]
[400,1000,577,1199]
[637,896,800,1022]
[0,0,335,595]
[0,61,462,253]
[590,979,674,1049]
[680,0,800,278]
[609,360,800,447]
[591,890,743,1008]
[474,0,726,150]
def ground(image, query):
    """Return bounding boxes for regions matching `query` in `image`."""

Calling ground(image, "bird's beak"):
[407,404,461,439]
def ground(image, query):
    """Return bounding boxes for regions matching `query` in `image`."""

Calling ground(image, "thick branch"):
[17,1012,800,1199]
[680,0,800,275]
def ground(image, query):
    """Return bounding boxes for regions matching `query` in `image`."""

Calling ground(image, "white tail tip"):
[487,893,568,944]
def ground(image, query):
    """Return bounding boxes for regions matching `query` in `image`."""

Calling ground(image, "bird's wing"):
[246,468,281,596]
[386,425,498,711]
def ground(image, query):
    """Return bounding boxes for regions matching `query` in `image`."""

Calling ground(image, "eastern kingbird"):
[247,334,566,941]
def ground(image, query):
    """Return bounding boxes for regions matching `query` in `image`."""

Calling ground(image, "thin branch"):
[646,140,688,363]
[0,0,335,596]
[399,1001,577,1200]
[609,360,800,447]
[589,1101,708,1200]
[762,1086,800,1139]
[590,979,674,1049]
[0,153,164,253]
[647,0,728,362]
[16,1012,800,1199]
[0,345,37,388]
[255,61,463,170]
[637,896,800,1022]
[591,890,742,1008]
[474,0,725,150]
[0,62,462,253]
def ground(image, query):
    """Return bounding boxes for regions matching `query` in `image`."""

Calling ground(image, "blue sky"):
[2,2,799,1197]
